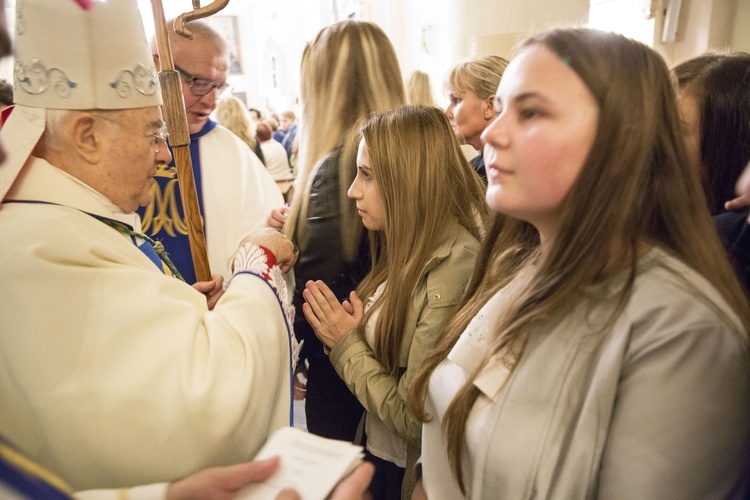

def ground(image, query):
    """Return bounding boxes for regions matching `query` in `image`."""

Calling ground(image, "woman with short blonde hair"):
[444,55,509,182]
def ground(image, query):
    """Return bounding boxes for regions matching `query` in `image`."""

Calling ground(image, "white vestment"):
[199,124,284,278]
[0,157,293,491]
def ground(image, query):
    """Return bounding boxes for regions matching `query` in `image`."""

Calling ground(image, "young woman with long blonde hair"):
[409,28,750,499]
[302,105,489,499]
[275,20,406,444]
[213,95,265,166]
[406,70,437,107]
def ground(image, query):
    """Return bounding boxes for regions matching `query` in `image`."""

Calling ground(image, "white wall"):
[652,0,741,65]
[223,0,337,114]
[400,0,588,107]
[3,0,748,111]
[193,0,589,114]
[731,0,750,51]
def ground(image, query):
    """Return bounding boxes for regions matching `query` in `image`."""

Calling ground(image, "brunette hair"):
[256,121,273,142]
[285,20,406,260]
[673,51,750,215]
[357,105,489,375]
[248,107,262,121]
[408,28,750,493]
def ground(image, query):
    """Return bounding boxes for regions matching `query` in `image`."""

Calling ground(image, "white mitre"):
[0,0,163,199]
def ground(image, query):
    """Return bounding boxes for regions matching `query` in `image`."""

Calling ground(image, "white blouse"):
[422,271,530,498]
[362,281,408,467]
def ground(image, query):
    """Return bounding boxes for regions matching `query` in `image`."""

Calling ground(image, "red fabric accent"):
[0,105,13,127]
[255,245,278,281]
[74,0,96,10]
[256,245,278,271]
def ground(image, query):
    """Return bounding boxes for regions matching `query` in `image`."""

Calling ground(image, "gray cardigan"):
[460,249,750,498]
[425,249,750,499]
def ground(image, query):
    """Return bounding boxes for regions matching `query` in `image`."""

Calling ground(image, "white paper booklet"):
[235,426,364,500]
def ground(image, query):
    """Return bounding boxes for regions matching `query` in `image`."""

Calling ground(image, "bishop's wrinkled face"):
[96,108,172,212]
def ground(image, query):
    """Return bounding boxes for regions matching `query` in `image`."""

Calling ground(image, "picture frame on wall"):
[232,91,247,105]
[204,15,243,74]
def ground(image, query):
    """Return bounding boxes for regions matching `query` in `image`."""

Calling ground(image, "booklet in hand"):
[235,426,365,500]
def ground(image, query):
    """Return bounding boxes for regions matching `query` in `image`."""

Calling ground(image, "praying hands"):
[302,280,363,349]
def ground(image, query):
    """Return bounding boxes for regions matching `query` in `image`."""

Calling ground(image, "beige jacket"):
[329,218,480,499]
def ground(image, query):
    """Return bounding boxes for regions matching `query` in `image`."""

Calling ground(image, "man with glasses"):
[142,20,283,285]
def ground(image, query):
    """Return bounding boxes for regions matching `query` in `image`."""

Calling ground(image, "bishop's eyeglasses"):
[91,112,169,154]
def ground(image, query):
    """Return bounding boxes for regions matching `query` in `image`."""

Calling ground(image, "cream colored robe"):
[0,158,293,491]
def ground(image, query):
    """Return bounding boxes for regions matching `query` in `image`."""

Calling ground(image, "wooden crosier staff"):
[149,0,229,282]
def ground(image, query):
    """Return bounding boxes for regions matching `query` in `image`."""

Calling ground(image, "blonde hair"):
[357,105,489,375]
[405,70,436,107]
[444,55,509,100]
[214,96,257,151]
[409,29,750,493]
[285,20,406,260]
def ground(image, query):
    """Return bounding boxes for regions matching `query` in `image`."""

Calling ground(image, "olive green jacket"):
[329,217,480,499]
